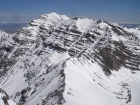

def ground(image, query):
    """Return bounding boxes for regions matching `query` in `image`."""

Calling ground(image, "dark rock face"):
[93,41,140,75]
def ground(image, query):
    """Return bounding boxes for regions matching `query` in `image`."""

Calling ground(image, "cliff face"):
[0,13,140,105]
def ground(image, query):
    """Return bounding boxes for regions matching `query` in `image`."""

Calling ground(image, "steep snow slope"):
[0,13,140,105]
[0,88,16,105]
[63,58,140,105]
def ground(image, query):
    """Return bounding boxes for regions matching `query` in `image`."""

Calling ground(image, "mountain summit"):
[0,13,140,105]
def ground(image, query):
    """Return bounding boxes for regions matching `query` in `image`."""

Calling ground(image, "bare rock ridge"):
[0,12,140,105]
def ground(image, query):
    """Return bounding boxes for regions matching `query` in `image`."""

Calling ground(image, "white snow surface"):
[76,18,97,32]
[63,58,140,105]
[123,26,140,38]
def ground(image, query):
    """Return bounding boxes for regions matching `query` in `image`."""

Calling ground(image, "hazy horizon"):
[0,0,140,23]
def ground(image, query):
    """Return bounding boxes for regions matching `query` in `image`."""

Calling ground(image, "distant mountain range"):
[115,22,140,28]
[0,22,28,33]
[118,23,140,28]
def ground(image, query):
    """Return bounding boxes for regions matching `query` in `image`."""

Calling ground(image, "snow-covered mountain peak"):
[40,12,69,21]
[0,13,140,105]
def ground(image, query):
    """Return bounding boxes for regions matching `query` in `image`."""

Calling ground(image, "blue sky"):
[0,0,140,23]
